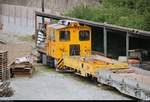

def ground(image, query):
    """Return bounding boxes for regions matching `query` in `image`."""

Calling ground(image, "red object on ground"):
[128,59,140,64]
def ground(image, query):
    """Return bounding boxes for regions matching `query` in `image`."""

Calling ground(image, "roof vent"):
[58,20,78,26]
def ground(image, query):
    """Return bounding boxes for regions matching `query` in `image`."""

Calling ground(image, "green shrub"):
[65,0,150,31]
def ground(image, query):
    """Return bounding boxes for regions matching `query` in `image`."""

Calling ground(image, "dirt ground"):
[0,31,132,100]
[2,63,132,100]
[0,43,33,64]
[0,31,34,64]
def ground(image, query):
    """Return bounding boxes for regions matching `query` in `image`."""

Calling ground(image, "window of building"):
[60,31,70,41]
[79,30,90,41]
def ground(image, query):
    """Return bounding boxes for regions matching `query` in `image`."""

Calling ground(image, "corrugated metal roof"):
[36,11,150,37]
[49,24,66,29]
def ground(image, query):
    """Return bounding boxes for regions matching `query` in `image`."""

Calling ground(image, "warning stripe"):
[57,59,63,66]
[56,58,64,70]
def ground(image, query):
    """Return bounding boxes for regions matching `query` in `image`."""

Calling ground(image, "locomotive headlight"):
[85,47,90,53]
[84,48,91,56]
[60,47,66,53]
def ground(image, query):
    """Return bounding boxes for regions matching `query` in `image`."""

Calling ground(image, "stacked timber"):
[0,50,9,81]
[0,81,13,97]
[10,62,33,77]
[0,50,13,97]
[10,56,34,78]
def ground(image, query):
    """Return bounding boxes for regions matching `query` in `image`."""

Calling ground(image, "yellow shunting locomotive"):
[37,20,128,77]
[45,20,91,59]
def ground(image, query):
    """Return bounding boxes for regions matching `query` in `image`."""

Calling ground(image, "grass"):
[0,30,33,42]
[17,35,33,42]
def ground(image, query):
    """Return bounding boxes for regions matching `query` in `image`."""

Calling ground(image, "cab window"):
[79,30,90,41]
[60,31,70,41]
[48,30,55,41]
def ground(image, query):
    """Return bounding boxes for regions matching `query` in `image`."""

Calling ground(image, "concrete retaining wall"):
[0,0,100,35]
[0,4,61,35]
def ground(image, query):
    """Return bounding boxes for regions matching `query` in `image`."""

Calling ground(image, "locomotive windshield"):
[79,30,90,41]
[59,31,70,41]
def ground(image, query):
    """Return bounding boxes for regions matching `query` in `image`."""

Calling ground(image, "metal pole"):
[126,32,129,59]
[104,27,107,57]
[41,0,44,25]
[35,14,37,46]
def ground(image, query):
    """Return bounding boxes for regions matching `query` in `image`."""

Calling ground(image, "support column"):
[104,27,107,57]
[126,32,129,59]
[41,0,45,25]
[35,14,37,46]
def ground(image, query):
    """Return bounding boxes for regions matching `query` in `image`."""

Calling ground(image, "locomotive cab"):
[45,20,91,59]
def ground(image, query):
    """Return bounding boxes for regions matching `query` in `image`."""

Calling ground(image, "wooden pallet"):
[0,50,9,81]
[0,81,13,97]
[10,62,34,78]
[0,51,13,97]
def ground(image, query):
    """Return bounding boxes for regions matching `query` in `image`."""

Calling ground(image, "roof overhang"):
[35,11,150,37]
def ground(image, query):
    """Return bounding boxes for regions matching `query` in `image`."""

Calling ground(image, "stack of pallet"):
[10,61,34,78]
[0,81,13,97]
[0,50,9,81]
[0,50,13,97]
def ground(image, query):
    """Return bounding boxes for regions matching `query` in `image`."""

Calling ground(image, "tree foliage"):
[65,0,150,31]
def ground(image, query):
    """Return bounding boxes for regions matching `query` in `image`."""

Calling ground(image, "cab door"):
[70,44,80,56]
